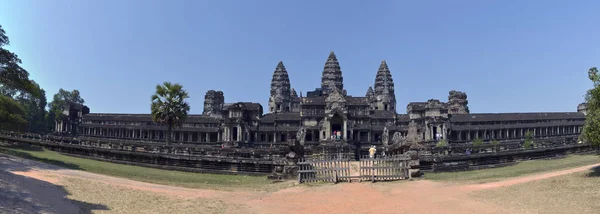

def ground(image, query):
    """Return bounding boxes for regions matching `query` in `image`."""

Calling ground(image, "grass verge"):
[425,155,600,183]
[61,177,244,214]
[471,167,600,213]
[0,144,291,191]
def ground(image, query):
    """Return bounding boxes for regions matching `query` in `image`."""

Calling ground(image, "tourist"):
[369,146,376,158]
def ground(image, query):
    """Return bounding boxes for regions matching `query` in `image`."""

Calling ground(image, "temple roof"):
[451,121,584,131]
[397,114,410,122]
[371,110,396,119]
[346,96,369,106]
[302,96,326,105]
[83,114,221,123]
[222,102,262,111]
[260,112,301,123]
[450,112,585,122]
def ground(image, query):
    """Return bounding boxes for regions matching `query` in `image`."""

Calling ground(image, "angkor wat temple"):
[55,52,587,157]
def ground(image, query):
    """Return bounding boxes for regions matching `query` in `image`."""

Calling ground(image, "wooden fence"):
[360,155,410,182]
[297,158,351,183]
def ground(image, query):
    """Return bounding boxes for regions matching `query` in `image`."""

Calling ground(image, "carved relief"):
[326,83,346,113]
[392,132,404,146]
[296,127,306,146]
[382,127,390,146]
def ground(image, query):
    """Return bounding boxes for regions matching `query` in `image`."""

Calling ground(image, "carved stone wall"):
[373,60,396,111]
[203,90,225,117]
[448,90,469,114]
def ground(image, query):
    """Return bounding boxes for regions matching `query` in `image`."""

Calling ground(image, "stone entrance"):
[330,114,344,138]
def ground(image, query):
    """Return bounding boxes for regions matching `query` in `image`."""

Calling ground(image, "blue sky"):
[1,0,598,114]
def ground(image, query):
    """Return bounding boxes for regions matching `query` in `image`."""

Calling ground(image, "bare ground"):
[2,153,599,214]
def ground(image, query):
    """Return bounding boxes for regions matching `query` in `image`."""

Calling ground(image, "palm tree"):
[150,82,190,144]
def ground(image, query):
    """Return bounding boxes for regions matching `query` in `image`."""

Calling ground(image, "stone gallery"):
[56,52,586,156]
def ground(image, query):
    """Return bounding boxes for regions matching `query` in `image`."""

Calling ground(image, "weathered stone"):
[321,51,344,94]
[448,90,469,114]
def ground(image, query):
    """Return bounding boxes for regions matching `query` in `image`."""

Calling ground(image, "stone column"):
[273,132,277,143]
[442,124,447,140]
[343,120,347,140]
[238,125,242,142]
[224,127,229,141]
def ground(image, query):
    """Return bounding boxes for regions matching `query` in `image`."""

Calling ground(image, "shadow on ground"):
[586,165,600,177]
[0,170,108,214]
[0,143,82,171]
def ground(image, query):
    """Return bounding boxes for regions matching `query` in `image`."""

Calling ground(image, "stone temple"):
[57,51,586,156]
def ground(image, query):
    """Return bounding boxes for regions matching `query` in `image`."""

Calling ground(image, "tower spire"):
[373,60,396,111]
[321,51,344,94]
[374,60,395,96]
[268,61,292,113]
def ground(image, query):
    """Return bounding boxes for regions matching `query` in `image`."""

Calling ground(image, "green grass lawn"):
[0,144,290,191]
[425,155,600,183]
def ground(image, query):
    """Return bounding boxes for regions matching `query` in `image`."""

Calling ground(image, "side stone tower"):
[578,103,588,115]
[448,90,470,114]
[366,86,376,111]
[268,61,293,113]
[203,90,225,117]
[373,61,396,111]
[321,51,344,95]
[290,88,300,112]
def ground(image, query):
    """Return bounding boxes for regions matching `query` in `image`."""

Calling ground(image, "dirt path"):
[465,163,600,190]
[2,154,599,214]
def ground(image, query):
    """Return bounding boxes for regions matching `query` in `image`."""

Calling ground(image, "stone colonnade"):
[82,127,220,143]
[455,125,582,141]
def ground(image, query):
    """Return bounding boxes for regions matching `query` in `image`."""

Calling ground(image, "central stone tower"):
[321,51,344,95]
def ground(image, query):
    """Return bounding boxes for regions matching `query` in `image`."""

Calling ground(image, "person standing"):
[369,146,376,158]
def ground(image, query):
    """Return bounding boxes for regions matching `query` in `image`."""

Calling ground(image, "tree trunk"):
[166,126,172,145]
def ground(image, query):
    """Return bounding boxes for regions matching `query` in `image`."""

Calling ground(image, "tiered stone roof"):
[374,60,395,98]
[321,51,344,93]
[270,61,291,101]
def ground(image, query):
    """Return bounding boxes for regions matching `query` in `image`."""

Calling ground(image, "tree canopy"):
[0,94,27,131]
[0,24,47,133]
[582,67,600,146]
[0,25,39,98]
[48,88,85,121]
[151,82,190,144]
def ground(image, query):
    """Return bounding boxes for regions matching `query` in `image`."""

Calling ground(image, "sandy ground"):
[2,153,599,214]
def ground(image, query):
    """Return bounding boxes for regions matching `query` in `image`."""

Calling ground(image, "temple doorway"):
[330,114,344,139]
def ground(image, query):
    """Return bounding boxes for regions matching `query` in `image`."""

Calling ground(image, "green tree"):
[582,67,600,146]
[0,24,44,132]
[472,138,483,147]
[48,88,85,121]
[0,94,27,131]
[523,131,534,149]
[151,82,190,144]
[436,139,448,147]
[46,88,85,132]
[14,82,48,133]
[491,140,500,152]
[0,25,38,97]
